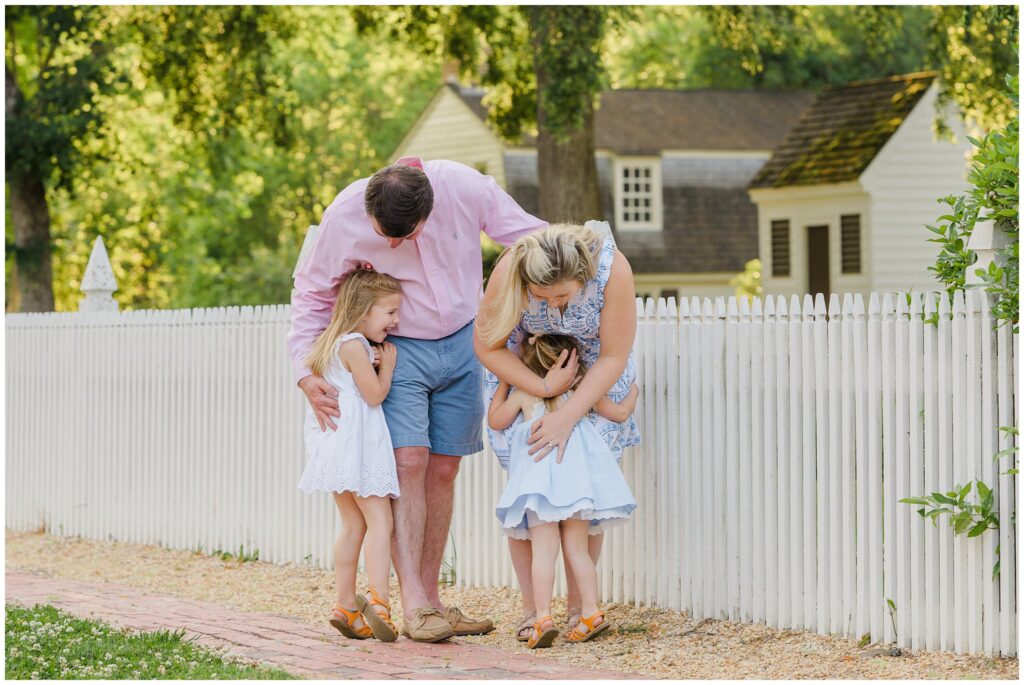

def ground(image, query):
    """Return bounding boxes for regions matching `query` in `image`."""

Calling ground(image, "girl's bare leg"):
[560,520,602,627]
[565,532,603,620]
[332,491,367,608]
[353,495,394,596]
[529,522,560,633]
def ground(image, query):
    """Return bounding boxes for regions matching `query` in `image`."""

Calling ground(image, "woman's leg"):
[353,495,394,598]
[564,532,603,620]
[332,492,367,608]
[560,520,602,626]
[529,522,560,632]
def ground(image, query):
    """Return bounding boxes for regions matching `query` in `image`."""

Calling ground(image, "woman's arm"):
[529,251,637,459]
[473,254,578,398]
[593,382,640,423]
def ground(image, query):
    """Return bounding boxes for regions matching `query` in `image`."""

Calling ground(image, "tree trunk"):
[535,103,601,225]
[9,175,55,312]
[6,66,55,312]
[529,10,602,225]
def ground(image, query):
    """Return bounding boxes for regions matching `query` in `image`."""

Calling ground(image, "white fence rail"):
[5,291,1017,656]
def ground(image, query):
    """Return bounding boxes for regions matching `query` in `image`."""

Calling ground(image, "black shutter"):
[841,214,861,274]
[771,219,791,277]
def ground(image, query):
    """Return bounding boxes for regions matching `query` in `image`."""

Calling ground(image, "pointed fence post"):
[79,236,119,312]
[966,218,1011,285]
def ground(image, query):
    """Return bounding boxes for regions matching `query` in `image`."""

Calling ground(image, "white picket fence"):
[5,291,1017,656]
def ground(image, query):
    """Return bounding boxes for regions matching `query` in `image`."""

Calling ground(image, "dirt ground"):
[4,529,1018,680]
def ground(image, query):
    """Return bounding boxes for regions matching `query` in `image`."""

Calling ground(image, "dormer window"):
[614,157,662,231]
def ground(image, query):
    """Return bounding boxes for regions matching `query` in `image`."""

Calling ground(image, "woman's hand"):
[527,406,580,463]
[541,348,579,398]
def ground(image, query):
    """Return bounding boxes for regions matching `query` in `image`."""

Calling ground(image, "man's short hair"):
[364,163,434,238]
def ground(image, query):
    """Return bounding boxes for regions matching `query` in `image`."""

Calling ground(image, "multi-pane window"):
[615,159,662,230]
[840,214,862,274]
[770,219,791,277]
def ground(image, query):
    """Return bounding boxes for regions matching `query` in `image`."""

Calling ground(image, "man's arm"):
[478,173,548,246]
[287,205,360,430]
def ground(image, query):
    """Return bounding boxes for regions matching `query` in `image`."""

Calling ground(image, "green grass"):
[5,604,298,680]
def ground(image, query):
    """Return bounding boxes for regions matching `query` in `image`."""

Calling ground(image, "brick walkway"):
[5,572,638,680]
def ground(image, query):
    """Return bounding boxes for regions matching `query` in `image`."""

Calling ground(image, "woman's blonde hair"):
[519,333,587,410]
[480,223,604,346]
[304,269,402,376]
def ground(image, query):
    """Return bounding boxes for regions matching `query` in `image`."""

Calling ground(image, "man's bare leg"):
[420,453,460,609]
[391,446,431,619]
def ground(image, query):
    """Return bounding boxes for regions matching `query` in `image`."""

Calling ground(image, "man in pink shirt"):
[288,157,546,642]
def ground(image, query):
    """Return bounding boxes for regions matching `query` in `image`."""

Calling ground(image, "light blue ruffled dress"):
[495,398,637,540]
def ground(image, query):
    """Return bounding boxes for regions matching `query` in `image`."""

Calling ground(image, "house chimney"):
[441,58,461,85]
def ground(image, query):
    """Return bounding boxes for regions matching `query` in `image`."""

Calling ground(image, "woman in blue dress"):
[474,222,641,641]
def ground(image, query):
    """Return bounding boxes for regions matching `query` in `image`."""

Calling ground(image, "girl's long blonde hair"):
[479,223,604,347]
[519,333,587,410]
[304,269,402,376]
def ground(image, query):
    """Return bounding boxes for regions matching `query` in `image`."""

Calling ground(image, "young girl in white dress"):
[298,267,402,642]
[489,333,639,648]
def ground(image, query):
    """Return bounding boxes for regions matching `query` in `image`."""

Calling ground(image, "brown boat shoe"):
[402,607,455,643]
[445,606,496,636]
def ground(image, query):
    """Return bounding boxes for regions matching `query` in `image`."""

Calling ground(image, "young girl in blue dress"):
[489,333,638,648]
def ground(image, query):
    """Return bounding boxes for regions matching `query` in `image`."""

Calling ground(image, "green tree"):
[353,5,625,223]
[45,7,439,310]
[6,6,115,311]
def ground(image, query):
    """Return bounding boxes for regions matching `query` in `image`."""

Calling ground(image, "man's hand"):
[298,375,341,431]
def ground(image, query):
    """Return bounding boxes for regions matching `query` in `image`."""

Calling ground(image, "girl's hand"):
[379,342,398,372]
[620,382,640,416]
[527,406,577,463]
[541,348,578,398]
[372,346,382,368]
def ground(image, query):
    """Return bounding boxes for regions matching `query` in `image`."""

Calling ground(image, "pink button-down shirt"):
[287,158,547,382]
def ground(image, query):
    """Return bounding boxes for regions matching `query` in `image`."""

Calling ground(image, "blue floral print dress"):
[484,235,641,469]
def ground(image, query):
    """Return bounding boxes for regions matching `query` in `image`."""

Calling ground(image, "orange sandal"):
[526,615,559,649]
[565,611,609,643]
[329,605,372,640]
[355,587,398,642]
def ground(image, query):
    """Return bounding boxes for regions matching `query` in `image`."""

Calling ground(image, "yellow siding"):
[393,88,507,187]
[633,273,737,301]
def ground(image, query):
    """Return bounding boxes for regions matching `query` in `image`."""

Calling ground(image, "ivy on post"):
[79,236,119,312]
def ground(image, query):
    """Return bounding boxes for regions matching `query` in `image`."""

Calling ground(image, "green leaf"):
[932,492,958,506]
[967,520,990,537]
[900,497,930,505]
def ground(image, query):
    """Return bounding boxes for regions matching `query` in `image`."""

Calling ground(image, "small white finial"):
[79,236,118,312]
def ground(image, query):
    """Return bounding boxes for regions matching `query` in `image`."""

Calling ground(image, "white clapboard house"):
[747,72,974,299]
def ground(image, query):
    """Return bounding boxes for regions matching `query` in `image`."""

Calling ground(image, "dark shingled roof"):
[454,85,816,153]
[750,72,937,188]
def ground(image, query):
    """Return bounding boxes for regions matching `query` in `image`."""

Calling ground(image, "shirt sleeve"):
[286,212,358,382]
[478,174,548,246]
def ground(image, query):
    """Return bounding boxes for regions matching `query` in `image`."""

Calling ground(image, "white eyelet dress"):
[298,332,400,498]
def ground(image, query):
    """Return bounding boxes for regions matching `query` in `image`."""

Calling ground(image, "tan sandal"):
[329,605,372,640]
[565,610,609,643]
[355,587,398,642]
[562,612,581,638]
[515,613,536,642]
[526,615,558,649]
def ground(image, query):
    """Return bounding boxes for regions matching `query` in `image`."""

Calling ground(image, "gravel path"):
[5,530,1017,679]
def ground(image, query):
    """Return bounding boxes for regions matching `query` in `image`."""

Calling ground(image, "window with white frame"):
[614,158,662,230]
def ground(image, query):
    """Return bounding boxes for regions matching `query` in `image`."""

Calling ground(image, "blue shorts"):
[381,321,484,457]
